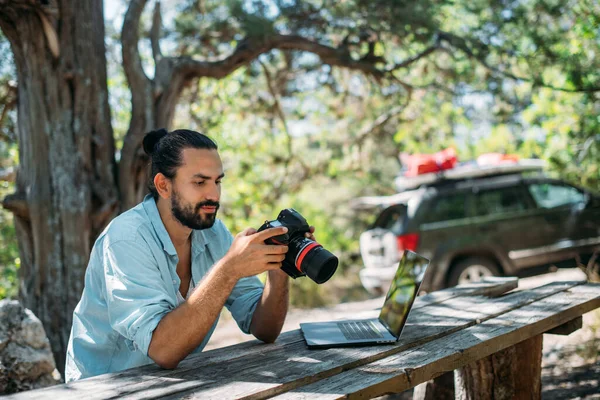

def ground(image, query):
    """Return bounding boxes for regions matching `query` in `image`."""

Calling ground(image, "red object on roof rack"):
[400,148,458,177]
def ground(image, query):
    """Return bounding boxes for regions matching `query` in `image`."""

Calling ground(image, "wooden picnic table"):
[8,277,600,400]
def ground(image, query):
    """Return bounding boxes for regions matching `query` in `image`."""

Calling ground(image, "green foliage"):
[0,144,19,300]
[0,183,19,300]
[1,0,599,305]
[0,31,18,300]
[523,88,599,191]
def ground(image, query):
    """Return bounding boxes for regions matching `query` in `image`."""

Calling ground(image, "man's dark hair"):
[142,128,218,200]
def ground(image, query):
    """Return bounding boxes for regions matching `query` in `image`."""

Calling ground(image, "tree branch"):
[171,34,388,82]
[259,60,296,200]
[259,61,292,145]
[439,31,600,93]
[387,45,439,72]
[91,197,118,232]
[1,191,29,220]
[151,0,163,66]
[120,0,156,210]
[122,0,152,110]
[355,105,406,147]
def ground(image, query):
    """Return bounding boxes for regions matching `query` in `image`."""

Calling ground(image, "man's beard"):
[171,189,220,230]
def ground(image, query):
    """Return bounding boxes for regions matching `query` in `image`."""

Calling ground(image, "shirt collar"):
[192,229,210,257]
[143,194,178,256]
[142,194,214,257]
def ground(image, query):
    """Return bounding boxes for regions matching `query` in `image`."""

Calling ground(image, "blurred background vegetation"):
[0,0,598,307]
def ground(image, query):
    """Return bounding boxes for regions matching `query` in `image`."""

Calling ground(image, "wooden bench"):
[8,277,600,400]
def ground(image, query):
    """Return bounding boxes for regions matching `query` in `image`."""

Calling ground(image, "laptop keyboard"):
[337,320,384,340]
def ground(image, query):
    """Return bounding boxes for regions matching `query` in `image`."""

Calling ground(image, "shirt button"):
[172,279,177,284]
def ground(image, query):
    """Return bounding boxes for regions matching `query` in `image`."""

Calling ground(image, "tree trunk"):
[454,335,543,400]
[0,0,118,377]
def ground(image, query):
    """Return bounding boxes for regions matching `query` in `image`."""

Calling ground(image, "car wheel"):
[447,257,501,287]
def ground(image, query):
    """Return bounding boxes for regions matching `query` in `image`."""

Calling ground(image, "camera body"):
[258,209,338,284]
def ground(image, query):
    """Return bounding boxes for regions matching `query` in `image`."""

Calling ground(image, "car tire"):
[447,257,501,287]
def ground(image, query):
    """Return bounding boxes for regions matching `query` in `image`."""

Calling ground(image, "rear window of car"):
[472,186,530,217]
[372,204,407,235]
[527,183,586,209]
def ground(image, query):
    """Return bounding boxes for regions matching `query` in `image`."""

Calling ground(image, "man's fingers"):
[238,227,256,237]
[263,244,288,254]
[266,254,286,263]
[252,226,288,242]
[243,227,258,236]
[304,226,316,240]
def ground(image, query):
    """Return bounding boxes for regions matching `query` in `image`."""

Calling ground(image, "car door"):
[468,184,546,270]
[417,188,476,262]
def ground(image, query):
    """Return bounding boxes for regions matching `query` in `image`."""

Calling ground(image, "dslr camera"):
[258,209,338,284]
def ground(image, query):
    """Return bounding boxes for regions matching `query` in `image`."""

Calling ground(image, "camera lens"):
[291,237,339,284]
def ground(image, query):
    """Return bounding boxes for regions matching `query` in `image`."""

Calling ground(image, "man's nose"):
[205,182,220,201]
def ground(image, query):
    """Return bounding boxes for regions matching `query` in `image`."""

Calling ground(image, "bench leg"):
[454,334,543,400]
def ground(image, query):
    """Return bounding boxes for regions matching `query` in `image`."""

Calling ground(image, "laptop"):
[300,250,430,348]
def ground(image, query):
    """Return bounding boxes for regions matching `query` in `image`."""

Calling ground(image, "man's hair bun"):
[142,128,169,155]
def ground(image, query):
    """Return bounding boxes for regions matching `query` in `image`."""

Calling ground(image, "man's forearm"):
[250,269,289,342]
[148,259,237,369]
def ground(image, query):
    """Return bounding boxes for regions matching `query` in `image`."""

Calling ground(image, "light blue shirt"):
[65,195,264,382]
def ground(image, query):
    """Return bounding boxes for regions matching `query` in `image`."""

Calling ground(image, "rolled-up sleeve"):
[103,240,173,356]
[226,277,264,334]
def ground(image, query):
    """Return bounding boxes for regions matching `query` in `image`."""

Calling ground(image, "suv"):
[357,173,600,294]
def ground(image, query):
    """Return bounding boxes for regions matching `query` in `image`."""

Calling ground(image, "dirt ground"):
[206,268,599,399]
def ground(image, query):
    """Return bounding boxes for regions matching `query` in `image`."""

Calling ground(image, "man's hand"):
[223,226,289,280]
[250,225,318,343]
[305,226,316,241]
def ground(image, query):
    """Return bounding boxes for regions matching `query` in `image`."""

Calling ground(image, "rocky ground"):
[206,268,599,399]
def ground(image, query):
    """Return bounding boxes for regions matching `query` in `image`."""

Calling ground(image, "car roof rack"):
[349,188,426,210]
[394,159,546,192]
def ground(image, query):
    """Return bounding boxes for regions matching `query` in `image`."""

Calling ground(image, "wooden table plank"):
[100,281,581,400]
[9,276,520,400]
[273,283,600,400]
[413,276,518,310]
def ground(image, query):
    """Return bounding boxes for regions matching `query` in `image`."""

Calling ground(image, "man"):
[65,128,314,382]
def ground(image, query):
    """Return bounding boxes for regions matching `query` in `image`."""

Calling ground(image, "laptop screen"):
[378,250,430,338]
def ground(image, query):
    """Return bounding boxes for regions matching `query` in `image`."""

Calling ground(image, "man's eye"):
[216,180,222,185]
[195,181,205,186]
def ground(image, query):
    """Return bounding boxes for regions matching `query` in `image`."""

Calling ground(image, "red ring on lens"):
[295,242,321,272]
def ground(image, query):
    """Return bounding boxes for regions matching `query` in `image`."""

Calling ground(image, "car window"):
[527,183,586,209]
[424,192,468,223]
[472,187,529,217]
[372,204,407,235]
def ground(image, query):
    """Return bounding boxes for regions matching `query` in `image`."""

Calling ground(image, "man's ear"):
[154,173,171,199]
